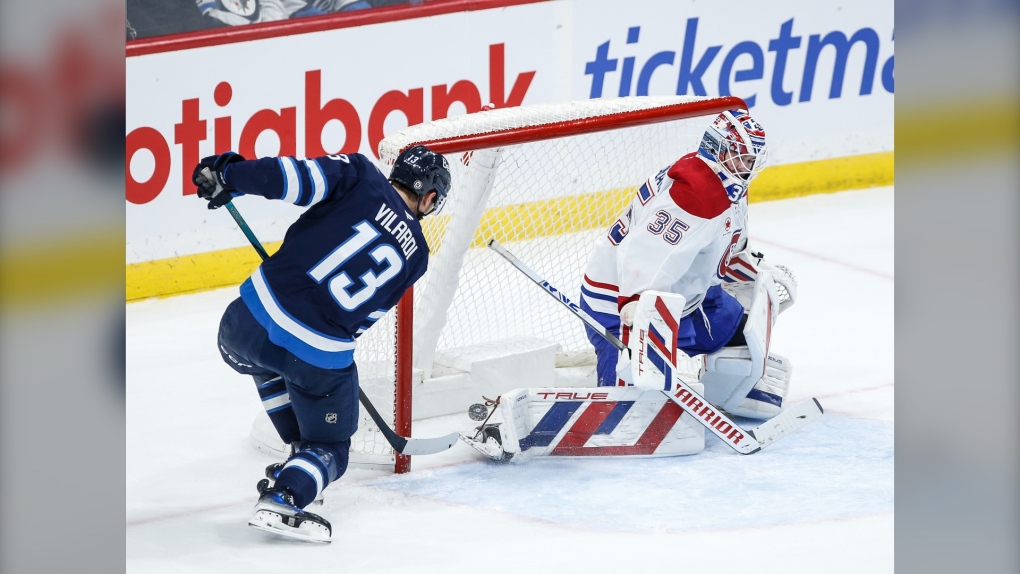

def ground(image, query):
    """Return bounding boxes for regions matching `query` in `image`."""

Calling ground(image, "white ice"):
[127,187,894,573]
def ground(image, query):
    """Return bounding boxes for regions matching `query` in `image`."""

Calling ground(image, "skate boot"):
[248,487,331,544]
[480,423,502,446]
[256,462,324,505]
[459,423,514,463]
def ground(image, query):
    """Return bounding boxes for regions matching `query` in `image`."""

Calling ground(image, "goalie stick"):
[223,199,459,456]
[487,240,625,351]
[488,240,822,455]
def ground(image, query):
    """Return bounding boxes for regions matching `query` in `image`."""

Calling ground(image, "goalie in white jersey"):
[579,109,798,420]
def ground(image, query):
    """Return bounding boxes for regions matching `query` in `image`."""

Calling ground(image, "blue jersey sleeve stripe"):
[279,157,302,205]
[581,285,617,303]
[304,159,328,206]
[579,296,621,330]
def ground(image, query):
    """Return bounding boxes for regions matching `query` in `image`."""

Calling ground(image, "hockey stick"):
[223,200,458,456]
[487,240,822,455]
[225,201,269,260]
[487,240,626,350]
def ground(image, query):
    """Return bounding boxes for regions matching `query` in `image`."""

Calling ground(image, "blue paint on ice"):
[367,413,892,532]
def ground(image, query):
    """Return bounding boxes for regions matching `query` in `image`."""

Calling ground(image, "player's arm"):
[192,152,372,209]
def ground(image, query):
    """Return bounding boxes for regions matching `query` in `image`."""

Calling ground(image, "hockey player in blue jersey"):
[193,145,450,543]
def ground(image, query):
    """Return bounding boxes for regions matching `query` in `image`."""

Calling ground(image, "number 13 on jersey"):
[307,221,404,311]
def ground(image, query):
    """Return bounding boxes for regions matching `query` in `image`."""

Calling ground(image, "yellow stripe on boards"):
[467,187,638,248]
[127,152,892,302]
[126,241,280,301]
[748,151,893,201]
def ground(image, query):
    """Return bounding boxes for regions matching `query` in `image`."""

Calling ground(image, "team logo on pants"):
[325,413,337,424]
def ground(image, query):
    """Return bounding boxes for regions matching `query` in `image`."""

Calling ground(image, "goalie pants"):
[217,297,355,466]
[581,285,746,386]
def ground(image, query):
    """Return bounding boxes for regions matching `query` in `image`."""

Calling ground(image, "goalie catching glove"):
[720,248,798,314]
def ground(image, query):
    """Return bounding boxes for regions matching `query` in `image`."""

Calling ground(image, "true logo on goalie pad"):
[534,391,610,401]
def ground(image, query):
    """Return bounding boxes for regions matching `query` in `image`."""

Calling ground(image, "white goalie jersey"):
[582,152,749,321]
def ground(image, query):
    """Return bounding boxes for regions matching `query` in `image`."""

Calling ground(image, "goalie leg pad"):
[701,348,792,419]
[493,387,704,459]
[700,272,790,419]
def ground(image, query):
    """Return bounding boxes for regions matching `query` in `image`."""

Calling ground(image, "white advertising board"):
[127,0,893,263]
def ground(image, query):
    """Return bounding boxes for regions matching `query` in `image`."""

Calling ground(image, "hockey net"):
[256,95,746,472]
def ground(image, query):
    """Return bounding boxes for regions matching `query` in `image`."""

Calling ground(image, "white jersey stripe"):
[250,269,356,352]
[261,391,291,413]
[582,277,619,300]
[258,376,283,388]
[304,159,327,206]
[582,293,620,316]
[279,157,302,204]
[284,457,324,494]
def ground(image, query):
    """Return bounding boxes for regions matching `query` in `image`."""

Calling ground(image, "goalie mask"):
[389,145,452,217]
[698,110,768,202]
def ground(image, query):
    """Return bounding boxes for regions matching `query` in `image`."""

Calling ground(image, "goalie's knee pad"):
[701,348,792,419]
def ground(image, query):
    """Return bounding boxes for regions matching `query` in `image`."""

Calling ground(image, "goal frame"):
[386,95,746,473]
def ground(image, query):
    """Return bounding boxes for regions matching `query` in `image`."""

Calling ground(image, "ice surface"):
[127,187,894,573]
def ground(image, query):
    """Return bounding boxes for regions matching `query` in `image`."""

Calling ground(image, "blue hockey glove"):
[193,152,245,209]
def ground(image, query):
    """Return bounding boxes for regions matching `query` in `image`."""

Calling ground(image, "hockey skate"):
[248,487,332,544]
[256,462,324,505]
[459,423,514,463]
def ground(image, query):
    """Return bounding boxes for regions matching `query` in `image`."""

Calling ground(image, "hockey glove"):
[193,152,245,209]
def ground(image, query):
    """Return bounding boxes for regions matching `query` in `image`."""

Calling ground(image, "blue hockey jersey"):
[224,153,428,369]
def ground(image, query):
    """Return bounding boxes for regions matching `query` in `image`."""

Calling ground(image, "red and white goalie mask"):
[698,110,768,202]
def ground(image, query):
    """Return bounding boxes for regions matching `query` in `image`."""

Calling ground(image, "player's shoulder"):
[664,152,731,219]
[315,152,381,175]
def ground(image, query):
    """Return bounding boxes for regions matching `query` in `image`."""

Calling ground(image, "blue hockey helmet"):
[388,145,452,216]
